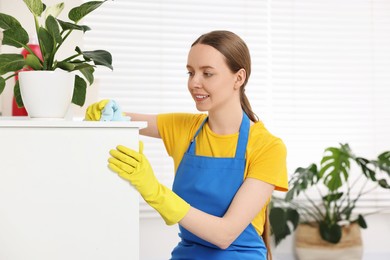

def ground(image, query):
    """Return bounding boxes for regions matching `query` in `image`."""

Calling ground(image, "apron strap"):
[188,117,208,154]
[235,112,250,159]
[187,112,250,159]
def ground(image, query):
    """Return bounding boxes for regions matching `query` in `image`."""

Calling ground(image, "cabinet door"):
[0,126,140,260]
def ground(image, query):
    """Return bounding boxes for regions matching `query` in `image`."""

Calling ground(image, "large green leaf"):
[56,19,91,33]
[0,54,25,74]
[68,1,106,23]
[270,207,299,246]
[23,0,44,17]
[2,26,29,48]
[320,145,351,191]
[0,77,5,95]
[72,75,87,106]
[45,15,62,44]
[38,27,54,61]
[0,13,22,29]
[80,49,113,70]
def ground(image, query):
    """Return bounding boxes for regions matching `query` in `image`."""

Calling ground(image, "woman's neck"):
[207,108,243,135]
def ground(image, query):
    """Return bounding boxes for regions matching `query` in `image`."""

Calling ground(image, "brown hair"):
[191,30,259,123]
[193,31,272,259]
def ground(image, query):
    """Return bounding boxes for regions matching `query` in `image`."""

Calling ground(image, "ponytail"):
[262,206,273,260]
[240,88,259,123]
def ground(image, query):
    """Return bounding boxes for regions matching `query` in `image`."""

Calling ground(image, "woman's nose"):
[189,74,201,89]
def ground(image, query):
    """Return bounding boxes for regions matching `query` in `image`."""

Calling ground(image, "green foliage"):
[271,143,390,245]
[0,0,112,107]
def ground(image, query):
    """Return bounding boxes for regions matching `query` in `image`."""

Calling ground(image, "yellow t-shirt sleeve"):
[247,138,288,192]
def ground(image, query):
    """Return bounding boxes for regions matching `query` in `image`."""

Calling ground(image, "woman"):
[86,30,288,259]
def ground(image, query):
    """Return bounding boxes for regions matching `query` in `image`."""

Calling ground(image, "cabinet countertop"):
[0,117,147,128]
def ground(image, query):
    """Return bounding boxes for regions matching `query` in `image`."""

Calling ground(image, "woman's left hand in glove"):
[108,141,190,225]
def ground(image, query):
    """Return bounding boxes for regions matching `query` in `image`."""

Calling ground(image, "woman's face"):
[186,44,242,113]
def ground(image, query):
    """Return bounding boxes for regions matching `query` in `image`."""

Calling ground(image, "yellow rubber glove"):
[108,141,190,225]
[85,99,109,121]
[85,99,130,121]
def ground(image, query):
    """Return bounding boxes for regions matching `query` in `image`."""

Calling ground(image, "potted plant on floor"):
[0,0,112,118]
[270,143,390,260]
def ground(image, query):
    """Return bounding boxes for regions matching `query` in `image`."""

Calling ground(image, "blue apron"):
[171,113,267,260]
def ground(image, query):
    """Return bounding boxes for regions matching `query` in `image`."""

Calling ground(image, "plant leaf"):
[286,208,300,229]
[38,27,54,61]
[77,64,95,85]
[319,222,342,244]
[25,54,42,70]
[56,19,91,32]
[320,144,351,191]
[45,2,65,19]
[355,157,376,180]
[57,61,76,71]
[14,80,24,108]
[269,207,290,246]
[80,49,113,70]
[378,151,390,174]
[323,192,343,202]
[23,0,44,17]
[0,54,25,74]
[72,75,87,106]
[68,1,106,23]
[2,26,29,48]
[0,13,22,29]
[45,15,62,44]
[285,163,318,201]
[357,214,367,229]
[378,179,390,189]
[0,77,5,95]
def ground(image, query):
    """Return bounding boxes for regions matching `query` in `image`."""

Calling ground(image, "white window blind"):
[83,0,390,217]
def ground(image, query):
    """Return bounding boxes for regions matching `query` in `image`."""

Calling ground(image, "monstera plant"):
[0,0,112,108]
[270,143,390,245]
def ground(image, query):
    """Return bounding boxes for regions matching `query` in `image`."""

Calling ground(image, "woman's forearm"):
[125,113,160,138]
[179,178,275,249]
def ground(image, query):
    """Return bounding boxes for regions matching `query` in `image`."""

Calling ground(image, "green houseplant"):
[270,143,390,246]
[0,0,112,109]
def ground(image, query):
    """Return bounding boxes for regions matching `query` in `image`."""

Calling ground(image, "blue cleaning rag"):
[100,100,131,121]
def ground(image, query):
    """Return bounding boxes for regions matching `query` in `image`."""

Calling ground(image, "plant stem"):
[5,74,17,81]
[61,53,82,63]
[303,191,325,220]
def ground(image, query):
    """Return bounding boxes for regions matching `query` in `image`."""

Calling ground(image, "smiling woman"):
[82,0,390,259]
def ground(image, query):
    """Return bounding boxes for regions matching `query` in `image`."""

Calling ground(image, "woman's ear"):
[234,69,246,90]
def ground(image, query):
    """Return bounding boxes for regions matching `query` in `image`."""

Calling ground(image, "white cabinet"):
[0,118,147,260]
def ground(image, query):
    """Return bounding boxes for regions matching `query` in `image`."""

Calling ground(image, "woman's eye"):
[204,72,213,77]
[187,71,194,77]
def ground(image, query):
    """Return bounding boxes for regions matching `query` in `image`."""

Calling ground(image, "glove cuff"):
[147,184,191,225]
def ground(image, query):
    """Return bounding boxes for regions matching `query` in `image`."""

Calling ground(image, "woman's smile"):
[194,94,210,103]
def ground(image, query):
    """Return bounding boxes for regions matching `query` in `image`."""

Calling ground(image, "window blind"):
[83,0,390,217]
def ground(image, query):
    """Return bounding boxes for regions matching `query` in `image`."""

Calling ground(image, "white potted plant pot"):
[18,70,75,119]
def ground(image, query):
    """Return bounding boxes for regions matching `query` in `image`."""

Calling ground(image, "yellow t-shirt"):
[157,113,288,235]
